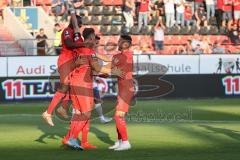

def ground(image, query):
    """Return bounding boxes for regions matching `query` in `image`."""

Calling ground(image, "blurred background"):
[0,1,240,160]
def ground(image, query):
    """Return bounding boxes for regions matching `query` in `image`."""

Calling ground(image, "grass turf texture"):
[0,99,240,160]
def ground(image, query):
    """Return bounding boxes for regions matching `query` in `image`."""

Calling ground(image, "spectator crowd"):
[0,0,239,55]
[0,0,23,21]
[125,0,240,53]
[125,0,240,30]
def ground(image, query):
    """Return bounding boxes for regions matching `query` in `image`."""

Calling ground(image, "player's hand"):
[112,67,125,78]
[75,57,88,66]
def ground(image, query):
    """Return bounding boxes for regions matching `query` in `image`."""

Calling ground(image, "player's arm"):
[68,11,95,49]
[91,60,125,78]
[96,53,112,62]
[70,10,80,33]
[64,38,85,49]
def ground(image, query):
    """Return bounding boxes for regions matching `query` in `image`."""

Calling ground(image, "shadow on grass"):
[191,108,240,121]
[199,125,240,141]
[91,126,114,145]
[35,123,114,145]
[35,124,68,144]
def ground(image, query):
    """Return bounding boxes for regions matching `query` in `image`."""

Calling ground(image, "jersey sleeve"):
[73,32,83,44]
[62,29,73,41]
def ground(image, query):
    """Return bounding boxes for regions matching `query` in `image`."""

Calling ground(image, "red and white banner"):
[7,56,58,77]
[0,55,240,77]
[134,55,199,75]
[199,55,240,74]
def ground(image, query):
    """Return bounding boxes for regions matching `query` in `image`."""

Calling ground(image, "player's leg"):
[56,93,71,119]
[95,103,112,123]
[80,112,97,149]
[112,110,131,151]
[109,127,122,149]
[63,80,96,149]
[94,88,112,123]
[63,80,83,144]
[110,88,134,151]
[62,83,86,150]
[48,84,69,114]
[42,84,69,126]
[63,111,95,150]
[42,58,74,126]
[77,89,96,149]
[62,111,85,150]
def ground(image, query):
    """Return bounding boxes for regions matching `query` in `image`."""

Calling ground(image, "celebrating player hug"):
[42,11,134,151]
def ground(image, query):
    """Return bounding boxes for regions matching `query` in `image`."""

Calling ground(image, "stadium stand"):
[59,0,239,54]
[0,26,24,56]
[0,0,239,55]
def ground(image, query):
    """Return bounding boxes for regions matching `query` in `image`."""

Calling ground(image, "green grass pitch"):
[0,98,240,160]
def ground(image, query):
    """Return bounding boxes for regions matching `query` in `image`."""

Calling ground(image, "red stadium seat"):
[102,0,123,6]
[131,36,139,45]
[34,0,52,6]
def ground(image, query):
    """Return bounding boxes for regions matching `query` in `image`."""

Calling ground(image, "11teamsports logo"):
[1,79,58,100]
[222,76,240,95]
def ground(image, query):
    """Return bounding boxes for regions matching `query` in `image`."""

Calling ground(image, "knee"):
[115,111,126,118]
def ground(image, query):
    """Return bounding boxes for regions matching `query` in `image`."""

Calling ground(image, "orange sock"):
[115,115,128,141]
[117,128,121,140]
[81,120,90,143]
[65,114,84,140]
[65,120,78,140]
[47,91,65,114]
[70,114,89,139]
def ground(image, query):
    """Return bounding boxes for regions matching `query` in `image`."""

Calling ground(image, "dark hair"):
[40,28,44,32]
[82,28,95,40]
[120,35,132,44]
[54,23,60,27]
[95,35,100,40]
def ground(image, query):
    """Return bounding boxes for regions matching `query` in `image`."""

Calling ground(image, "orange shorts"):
[116,85,134,113]
[57,54,75,85]
[70,73,94,113]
